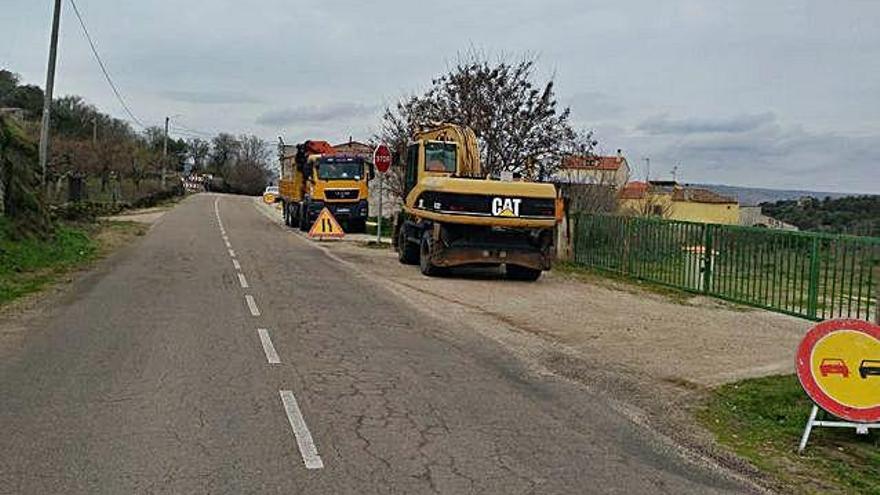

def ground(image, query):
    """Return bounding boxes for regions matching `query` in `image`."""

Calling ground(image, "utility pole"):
[162,116,169,188]
[92,116,98,145]
[39,0,63,187]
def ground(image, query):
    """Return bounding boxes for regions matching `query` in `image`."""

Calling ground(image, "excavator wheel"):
[397,226,419,265]
[419,231,447,276]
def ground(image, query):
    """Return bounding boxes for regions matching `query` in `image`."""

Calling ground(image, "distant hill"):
[760,195,880,237]
[693,184,860,206]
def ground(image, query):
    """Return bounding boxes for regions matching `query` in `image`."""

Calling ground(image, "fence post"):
[874,260,879,325]
[624,216,635,275]
[702,224,714,294]
[566,213,577,263]
[807,237,821,319]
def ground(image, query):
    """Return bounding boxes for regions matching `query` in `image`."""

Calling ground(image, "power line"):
[169,129,213,139]
[68,0,146,129]
[172,123,214,137]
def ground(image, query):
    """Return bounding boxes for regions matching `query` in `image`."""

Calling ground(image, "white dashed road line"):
[245,294,261,316]
[220,197,326,473]
[279,390,324,470]
[257,328,281,364]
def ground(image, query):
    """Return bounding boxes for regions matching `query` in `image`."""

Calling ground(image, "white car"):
[263,186,279,203]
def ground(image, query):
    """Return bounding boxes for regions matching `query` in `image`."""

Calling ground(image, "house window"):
[652,205,664,216]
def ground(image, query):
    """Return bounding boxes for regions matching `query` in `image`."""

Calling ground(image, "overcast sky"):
[3,1,878,193]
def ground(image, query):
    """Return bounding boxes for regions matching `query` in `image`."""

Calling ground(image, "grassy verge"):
[699,375,880,494]
[553,261,703,305]
[365,216,394,237]
[0,219,147,306]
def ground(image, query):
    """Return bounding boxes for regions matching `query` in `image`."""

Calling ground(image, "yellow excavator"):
[393,123,561,281]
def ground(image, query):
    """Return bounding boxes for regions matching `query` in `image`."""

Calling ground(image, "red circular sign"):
[373,144,392,174]
[796,319,880,423]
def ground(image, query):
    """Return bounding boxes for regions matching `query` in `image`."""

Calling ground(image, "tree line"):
[762,195,880,237]
[0,68,272,208]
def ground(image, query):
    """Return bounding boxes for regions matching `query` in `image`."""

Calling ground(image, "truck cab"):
[303,154,371,232]
[279,140,372,233]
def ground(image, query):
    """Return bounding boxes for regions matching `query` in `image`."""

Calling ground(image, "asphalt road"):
[0,194,758,494]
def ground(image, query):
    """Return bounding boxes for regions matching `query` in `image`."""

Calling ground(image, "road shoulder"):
[0,200,177,357]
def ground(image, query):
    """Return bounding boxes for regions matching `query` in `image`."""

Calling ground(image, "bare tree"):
[378,52,579,192]
[555,130,622,213]
[224,135,271,195]
[187,138,210,173]
[209,133,240,175]
[553,130,622,260]
[375,95,435,203]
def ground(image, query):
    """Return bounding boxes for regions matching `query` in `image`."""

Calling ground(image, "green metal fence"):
[573,214,880,322]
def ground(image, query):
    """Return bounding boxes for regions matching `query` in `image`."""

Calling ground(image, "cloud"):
[565,91,625,120]
[160,90,264,105]
[637,112,776,135]
[644,121,880,193]
[255,102,377,127]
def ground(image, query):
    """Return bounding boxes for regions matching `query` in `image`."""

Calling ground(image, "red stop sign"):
[373,144,392,174]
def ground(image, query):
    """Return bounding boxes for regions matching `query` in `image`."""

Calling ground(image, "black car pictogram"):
[859,359,880,379]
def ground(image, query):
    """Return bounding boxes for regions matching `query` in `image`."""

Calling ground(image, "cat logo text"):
[491,197,522,217]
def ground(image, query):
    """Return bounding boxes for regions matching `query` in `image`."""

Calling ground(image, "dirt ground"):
[101,206,170,224]
[343,241,803,384]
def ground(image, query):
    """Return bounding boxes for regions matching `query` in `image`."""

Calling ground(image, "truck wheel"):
[419,231,446,276]
[397,226,419,265]
[349,219,366,233]
[298,206,308,231]
[506,264,542,281]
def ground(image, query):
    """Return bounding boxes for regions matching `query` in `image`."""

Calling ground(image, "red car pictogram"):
[819,358,849,378]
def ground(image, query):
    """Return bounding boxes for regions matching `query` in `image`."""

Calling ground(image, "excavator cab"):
[403,140,459,197]
[424,141,457,173]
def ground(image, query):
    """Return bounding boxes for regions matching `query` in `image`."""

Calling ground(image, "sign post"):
[373,144,392,243]
[795,319,880,453]
[377,174,383,243]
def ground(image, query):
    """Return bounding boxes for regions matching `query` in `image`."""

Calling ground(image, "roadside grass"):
[0,219,147,307]
[365,216,394,237]
[699,374,880,494]
[553,260,718,306]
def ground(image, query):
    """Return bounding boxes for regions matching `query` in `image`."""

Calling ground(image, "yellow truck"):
[393,123,561,281]
[278,140,372,232]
